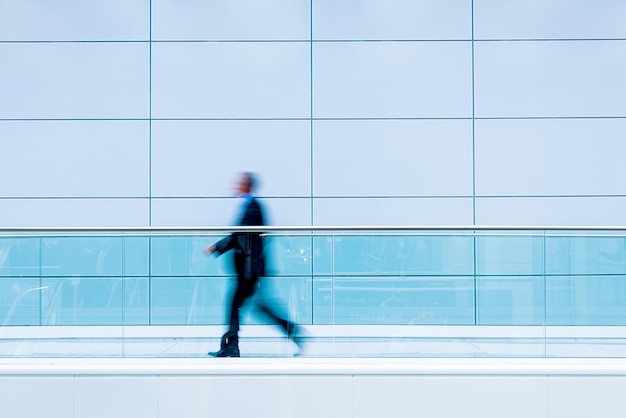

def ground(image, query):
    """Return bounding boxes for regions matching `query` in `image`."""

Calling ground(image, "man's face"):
[234,175,251,196]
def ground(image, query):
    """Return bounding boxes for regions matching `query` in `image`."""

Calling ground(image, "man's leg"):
[210,280,255,357]
[256,302,292,334]
[254,279,305,354]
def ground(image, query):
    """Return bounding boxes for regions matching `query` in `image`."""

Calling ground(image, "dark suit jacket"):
[213,197,265,280]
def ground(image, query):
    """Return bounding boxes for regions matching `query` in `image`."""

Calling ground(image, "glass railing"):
[0,226,625,358]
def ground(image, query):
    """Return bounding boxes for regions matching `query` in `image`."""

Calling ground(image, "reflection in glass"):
[41,277,123,325]
[0,237,40,277]
[0,277,41,326]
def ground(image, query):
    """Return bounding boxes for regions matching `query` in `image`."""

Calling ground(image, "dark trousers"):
[222,277,293,349]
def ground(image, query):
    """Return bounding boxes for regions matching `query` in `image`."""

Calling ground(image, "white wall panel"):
[263,198,312,226]
[354,376,548,418]
[475,0,626,40]
[475,41,626,118]
[0,121,149,197]
[0,43,149,119]
[152,42,310,119]
[151,120,310,197]
[475,197,626,226]
[0,199,149,227]
[314,0,471,40]
[0,376,74,417]
[475,119,626,196]
[74,376,158,418]
[314,42,472,118]
[158,376,353,418]
[151,198,311,227]
[0,1,622,230]
[313,120,472,197]
[313,198,473,226]
[549,377,626,418]
[4,363,626,418]
[0,0,149,41]
[152,0,309,41]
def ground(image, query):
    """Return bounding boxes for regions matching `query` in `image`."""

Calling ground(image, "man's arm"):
[204,235,234,256]
[205,198,262,256]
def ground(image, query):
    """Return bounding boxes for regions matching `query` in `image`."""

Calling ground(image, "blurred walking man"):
[205,172,302,357]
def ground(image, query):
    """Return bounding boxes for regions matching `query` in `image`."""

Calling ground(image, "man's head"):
[235,172,256,195]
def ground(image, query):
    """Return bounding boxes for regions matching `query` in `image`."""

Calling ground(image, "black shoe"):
[208,347,240,357]
[288,326,306,355]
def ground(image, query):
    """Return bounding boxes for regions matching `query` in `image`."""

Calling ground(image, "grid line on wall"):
[149,0,153,227]
[471,0,477,226]
[309,0,314,225]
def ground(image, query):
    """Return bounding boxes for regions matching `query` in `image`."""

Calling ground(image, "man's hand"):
[204,244,216,256]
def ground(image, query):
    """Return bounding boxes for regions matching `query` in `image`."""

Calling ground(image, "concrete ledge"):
[2,357,626,376]
[2,357,626,418]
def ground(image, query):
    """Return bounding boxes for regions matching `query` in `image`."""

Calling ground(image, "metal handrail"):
[1,225,626,234]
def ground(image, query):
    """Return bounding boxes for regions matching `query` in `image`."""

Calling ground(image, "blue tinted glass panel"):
[546,235,626,275]
[477,275,545,325]
[331,235,474,276]
[245,276,312,326]
[42,277,123,325]
[326,276,474,325]
[546,275,626,325]
[0,277,41,325]
[151,277,227,325]
[265,235,313,277]
[122,236,150,277]
[0,238,40,277]
[312,276,332,325]
[312,235,333,276]
[477,235,545,275]
[151,236,226,277]
[123,277,149,325]
[41,237,124,277]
